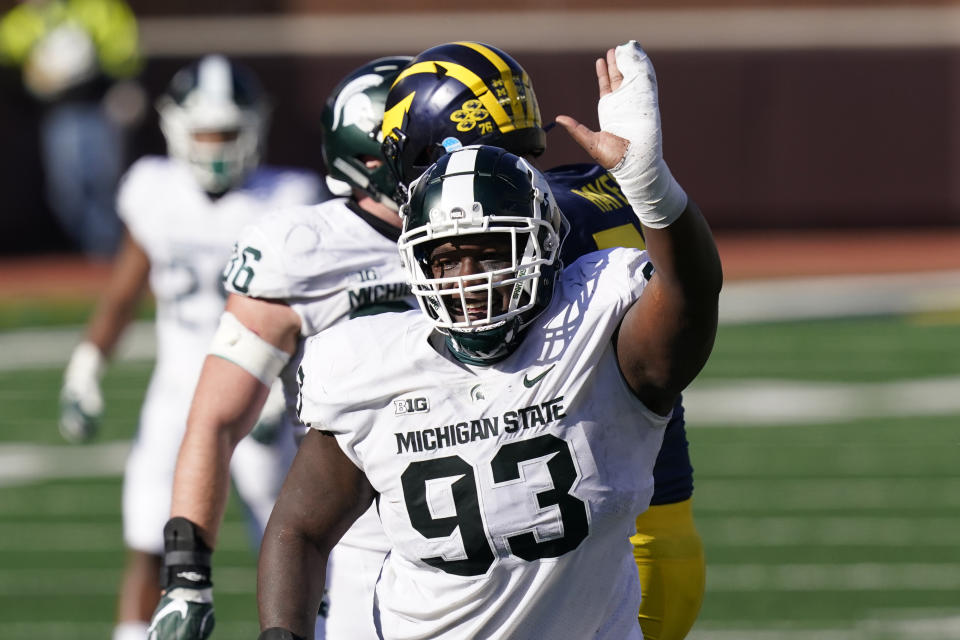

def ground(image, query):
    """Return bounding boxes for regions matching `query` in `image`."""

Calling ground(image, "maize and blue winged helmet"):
[381,42,545,204]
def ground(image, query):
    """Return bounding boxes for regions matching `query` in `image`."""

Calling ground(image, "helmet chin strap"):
[508,237,538,314]
[380,127,410,205]
[444,319,523,366]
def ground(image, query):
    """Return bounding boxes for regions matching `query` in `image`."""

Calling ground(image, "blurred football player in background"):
[0,0,146,257]
[378,41,705,640]
[257,41,721,640]
[58,55,321,640]
[147,56,413,640]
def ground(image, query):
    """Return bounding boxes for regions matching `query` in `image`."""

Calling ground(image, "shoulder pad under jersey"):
[222,199,348,300]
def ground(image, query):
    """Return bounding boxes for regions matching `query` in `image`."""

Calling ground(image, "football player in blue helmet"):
[381,41,705,640]
[380,41,545,204]
[258,42,721,640]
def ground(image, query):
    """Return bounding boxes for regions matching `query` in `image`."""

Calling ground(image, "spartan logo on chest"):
[395,397,429,415]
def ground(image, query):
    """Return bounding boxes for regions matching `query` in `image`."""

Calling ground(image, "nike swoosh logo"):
[523,364,556,388]
[147,598,189,632]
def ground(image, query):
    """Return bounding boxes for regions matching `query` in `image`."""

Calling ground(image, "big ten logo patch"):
[357,268,379,282]
[394,397,430,415]
[450,99,491,133]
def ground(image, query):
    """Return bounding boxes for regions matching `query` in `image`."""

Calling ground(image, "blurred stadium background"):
[1,0,958,638]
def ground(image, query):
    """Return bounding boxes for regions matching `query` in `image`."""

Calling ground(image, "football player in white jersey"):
[57,55,321,640]
[258,41,722,640]
[146,57,414,640]
[380,42,707,640]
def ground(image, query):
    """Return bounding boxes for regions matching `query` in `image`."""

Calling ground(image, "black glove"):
[147,517,215,640]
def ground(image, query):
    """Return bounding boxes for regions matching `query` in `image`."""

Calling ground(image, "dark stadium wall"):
[1,2,957,254]
[115,47,960,231]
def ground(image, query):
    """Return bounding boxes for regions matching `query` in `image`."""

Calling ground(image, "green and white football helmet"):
[398,145,567,364]
[157,55,269,195]
[320,56,412,209]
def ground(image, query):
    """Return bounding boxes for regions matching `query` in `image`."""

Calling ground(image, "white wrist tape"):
[208,311,290,385]
[598,41,687,228]
[164,586,213,603]
[64,341,106,387]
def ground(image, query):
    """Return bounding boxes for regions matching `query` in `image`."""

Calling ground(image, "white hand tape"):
[598,41,687,228]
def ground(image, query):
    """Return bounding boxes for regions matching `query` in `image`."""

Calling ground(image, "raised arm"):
[258,429,375,639]
[59,230,151,443]
[148,292,301,640]
[170,292,300,545]
[557,42,722,416]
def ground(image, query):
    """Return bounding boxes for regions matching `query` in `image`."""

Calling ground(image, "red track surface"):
[0,229,959,299]
[711,229,960,280]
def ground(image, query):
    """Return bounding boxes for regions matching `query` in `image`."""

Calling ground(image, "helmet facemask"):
[398,146,567,364]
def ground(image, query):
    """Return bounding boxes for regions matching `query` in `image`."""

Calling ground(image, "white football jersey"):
[117,155,320,398]
[223,198,414,552]
[299,247,669,640]
[115,155,320,555]
[223,198,412,336]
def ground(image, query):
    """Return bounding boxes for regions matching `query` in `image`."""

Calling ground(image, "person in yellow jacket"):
[0,0,145,257]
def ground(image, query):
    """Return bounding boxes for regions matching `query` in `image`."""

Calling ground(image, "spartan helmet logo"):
[470,384,486,402]
[332,73,386,137]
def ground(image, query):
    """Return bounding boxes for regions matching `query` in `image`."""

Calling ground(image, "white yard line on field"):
[719,270,960,325]
[0,320,154,371]
[0,441,130,487]
[1,375,958,485]
[683,376,960,426]
[4,271,960,371]
[1,270,958,485]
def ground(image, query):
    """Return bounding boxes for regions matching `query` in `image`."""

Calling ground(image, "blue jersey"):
[545,163,693,504]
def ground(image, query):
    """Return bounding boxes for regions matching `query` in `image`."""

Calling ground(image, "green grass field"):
[1,312,958,639]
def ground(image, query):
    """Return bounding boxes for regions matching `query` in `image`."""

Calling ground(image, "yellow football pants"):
[632,498,706,640]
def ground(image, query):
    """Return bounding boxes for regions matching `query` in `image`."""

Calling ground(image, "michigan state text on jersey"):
[376,41,705,640]
[259,112,721,637]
